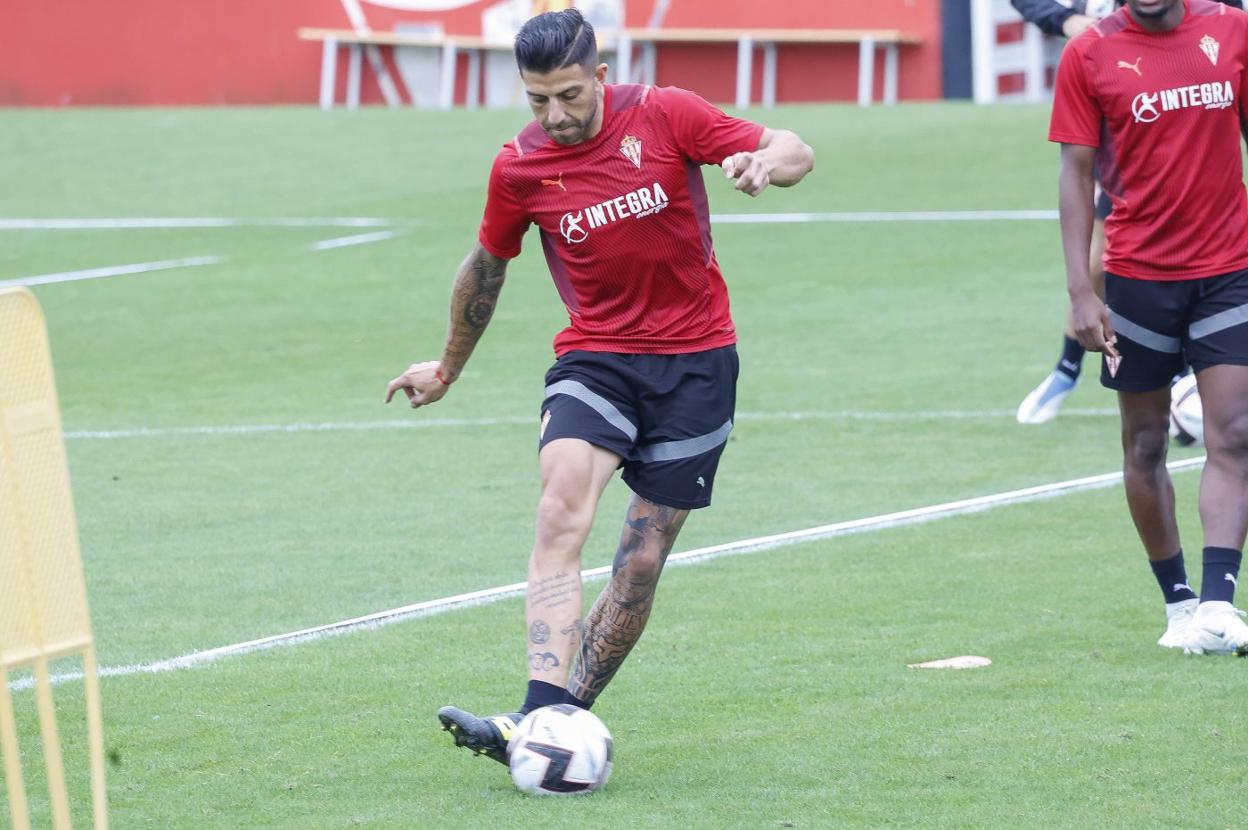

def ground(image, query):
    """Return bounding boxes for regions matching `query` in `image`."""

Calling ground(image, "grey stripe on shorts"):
[1190,302,1248,341]
[637,419,734,464]
[544,380,638,441]
[1108,309,1181,354]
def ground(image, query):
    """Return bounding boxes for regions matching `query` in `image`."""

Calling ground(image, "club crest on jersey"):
[620,135,643,168]
[1132,81,1234,124]
[558,182,670,244]
[1201,34,1220,66]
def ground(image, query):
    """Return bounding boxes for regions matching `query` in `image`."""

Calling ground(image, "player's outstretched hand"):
[384,360,450,409]
[722,152,770,197]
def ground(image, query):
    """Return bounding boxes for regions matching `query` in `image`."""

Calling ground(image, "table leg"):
[319,38,338,110]
[439,43,458,110]
[736,37,754,109]
[883,43,898,105]
[857,36,876,107]
[762,42,777,108]
[346,44,362,110]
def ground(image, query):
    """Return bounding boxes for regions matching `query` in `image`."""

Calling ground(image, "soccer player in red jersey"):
[384,9,813,762]
[1051,0,1248,653]
[1015,0,1241,424]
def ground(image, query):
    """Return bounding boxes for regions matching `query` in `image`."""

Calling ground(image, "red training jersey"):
[478,84,764,355]
[1049,0,1248,280]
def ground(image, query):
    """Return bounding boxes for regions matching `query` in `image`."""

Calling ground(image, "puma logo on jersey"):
[541,173,567,191]
[1132,81,1235,123]
[1117,58,1142,77]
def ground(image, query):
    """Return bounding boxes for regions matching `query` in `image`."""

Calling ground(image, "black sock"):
[562,690,593,711]
[1149,551,1197,604]
[1055,336,1085,380]
[1200,547,1242,604]
[520,680,564,716]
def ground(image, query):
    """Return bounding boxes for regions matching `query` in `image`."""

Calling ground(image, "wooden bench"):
[615,27,923,108]
[298,26,922,111]
[298,28,513,110]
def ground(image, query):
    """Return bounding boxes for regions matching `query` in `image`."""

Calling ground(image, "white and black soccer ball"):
[508,704,613,795]
[1169,373,1203,447]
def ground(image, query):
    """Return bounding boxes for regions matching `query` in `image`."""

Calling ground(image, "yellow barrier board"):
[0,287,108,829]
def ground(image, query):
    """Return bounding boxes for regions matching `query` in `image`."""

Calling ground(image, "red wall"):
[0,1,942,106]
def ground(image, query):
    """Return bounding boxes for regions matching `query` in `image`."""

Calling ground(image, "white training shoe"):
[1016,370,1077,424]
[1158,598,1198,649]
[1183,601,1248,656]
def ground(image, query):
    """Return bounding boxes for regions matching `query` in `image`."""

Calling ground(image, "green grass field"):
[1,102,1241,829]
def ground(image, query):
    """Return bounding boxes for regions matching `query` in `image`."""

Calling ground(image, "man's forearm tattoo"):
[461,251,505,330]
[568,499,688,702]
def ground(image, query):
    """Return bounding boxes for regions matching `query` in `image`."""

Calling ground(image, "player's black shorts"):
[1102,269,1248,392]
[538,346,738,510]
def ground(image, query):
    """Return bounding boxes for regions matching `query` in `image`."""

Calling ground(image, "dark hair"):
[514,8,598,73]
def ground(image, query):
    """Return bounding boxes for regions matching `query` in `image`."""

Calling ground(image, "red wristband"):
[435,369,453,386]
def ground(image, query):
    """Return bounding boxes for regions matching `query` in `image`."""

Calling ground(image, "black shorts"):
[538,346,738,510]
[1102,269,1248,391]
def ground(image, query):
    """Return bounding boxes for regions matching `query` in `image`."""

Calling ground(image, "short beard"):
[547,93,599,146]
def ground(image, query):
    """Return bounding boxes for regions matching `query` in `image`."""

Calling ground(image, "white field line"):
[63,408,1118,441]
[0,256,224,288]
[0,212,1055,232]
[710,210,1059,224]
[309,230,400,251]
[8,456,1205,692]
[65,416,534,440]
[0,218,400,230]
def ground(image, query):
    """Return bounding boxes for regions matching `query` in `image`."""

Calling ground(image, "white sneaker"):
[1183,601,1248,655]
[1158,598,1198,648]
[1016,370,1078,424]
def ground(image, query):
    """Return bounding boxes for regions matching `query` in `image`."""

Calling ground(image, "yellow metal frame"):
[0,287,108,829]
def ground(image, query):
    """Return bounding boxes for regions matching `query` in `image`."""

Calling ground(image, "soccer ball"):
[508,704,613,795]
[1169,373,1203,447]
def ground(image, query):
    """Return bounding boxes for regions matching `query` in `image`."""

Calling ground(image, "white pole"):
[761,42,777,108]
[616,34,632,85]
[438,43,458,110]
[883,42,899,105]
[857,37,875,106]
[346,44,362,110]
[319,38,338,110]
[971,0,998,104]
[735,37,753,109]
[1023,25,1047,101]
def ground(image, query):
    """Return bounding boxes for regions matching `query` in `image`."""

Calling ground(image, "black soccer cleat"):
[437,706,523,766]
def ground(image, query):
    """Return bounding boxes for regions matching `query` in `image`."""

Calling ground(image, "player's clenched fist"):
[384,360,450,409]
[722,152,770,197]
